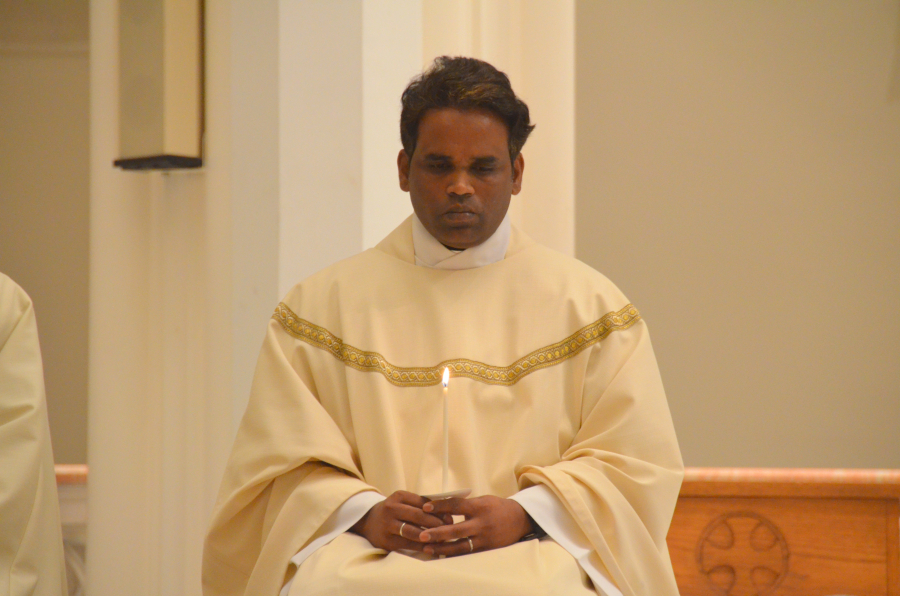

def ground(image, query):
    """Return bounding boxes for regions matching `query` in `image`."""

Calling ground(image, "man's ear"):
[511,153,524,195]
[398,150,411,191]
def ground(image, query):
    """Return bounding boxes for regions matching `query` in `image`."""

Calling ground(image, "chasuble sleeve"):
[0,274,68,596]
[517,318,683,596]
[202,319,380,596]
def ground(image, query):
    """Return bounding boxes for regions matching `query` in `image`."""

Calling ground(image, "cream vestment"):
[0,273,68,595]
[203,217,683,596]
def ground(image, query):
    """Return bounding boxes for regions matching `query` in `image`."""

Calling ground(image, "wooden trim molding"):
[53,464,900,493]
[55,464,88,485]
[681,467,900,499]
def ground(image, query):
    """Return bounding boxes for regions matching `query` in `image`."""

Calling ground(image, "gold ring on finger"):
[467,537,474,553]
[399,522,407,538]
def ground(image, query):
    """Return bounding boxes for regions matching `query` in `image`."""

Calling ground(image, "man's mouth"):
[443,210,478,224]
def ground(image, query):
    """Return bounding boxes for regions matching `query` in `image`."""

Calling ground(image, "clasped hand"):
[349,490,533,557]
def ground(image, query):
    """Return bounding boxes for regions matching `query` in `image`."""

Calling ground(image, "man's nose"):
[446,171,474,197]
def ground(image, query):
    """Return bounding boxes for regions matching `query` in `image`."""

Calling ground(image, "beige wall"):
[0,1,90,464]
[575,1,900,468]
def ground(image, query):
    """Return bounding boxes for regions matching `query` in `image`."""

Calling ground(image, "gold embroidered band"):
[273,303,640,387]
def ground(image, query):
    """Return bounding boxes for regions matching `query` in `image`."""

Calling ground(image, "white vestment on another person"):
[203,217,683,596]
[0,273,68,595]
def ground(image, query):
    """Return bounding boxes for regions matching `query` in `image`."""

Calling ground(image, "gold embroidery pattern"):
[273,303,640,387]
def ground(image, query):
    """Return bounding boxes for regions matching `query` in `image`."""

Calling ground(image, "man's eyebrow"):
[420,154,502,166]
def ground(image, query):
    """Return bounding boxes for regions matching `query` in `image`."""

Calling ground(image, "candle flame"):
[442,366,450,388]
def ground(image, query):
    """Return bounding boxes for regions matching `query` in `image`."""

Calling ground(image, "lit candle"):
[442,366,450,493]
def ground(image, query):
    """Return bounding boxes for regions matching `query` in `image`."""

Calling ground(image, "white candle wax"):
[442,367,450,493]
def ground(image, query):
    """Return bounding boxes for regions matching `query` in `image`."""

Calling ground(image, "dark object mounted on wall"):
[114,0,203,171]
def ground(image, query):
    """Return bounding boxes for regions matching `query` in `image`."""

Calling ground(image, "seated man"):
[203,57,682,596]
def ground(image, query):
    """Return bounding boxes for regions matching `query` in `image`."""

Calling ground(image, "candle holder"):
[422,488,471,501]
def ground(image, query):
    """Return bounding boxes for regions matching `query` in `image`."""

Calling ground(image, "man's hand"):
[417,495,533,557]
[349,490,448,552]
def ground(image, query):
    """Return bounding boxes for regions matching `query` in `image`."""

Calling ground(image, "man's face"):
[398,108,524,250]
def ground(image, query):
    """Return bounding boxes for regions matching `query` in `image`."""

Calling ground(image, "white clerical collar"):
[412,211,511,270]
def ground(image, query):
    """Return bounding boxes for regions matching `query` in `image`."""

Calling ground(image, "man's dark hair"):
[400,56,535,163]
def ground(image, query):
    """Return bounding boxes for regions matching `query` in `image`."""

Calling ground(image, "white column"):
[146,171,210,596]
[277,0,425,274]
[87,0,280,593]
[362,0,422,248]
[278,1,363,295]
[224,0,281,425]
[87,2,157,593]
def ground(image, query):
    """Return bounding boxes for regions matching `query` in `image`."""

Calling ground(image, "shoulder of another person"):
[0,273,34,342]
